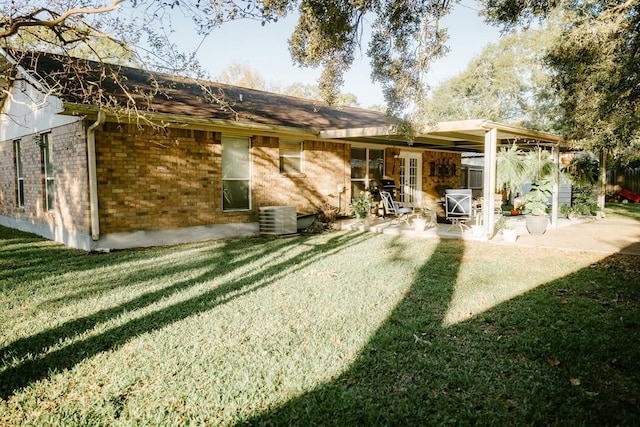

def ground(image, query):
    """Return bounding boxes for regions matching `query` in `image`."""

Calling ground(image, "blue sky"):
[175,1,502,108]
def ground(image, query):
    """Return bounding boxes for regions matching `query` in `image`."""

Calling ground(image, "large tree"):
[1,0,457,117]
[420,20,561,132]
[9,0,637,163]
[481,0,640,165]
[214,61,361,106]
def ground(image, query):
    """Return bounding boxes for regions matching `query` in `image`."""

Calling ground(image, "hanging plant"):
[526,147,556,183]
[496,143,531,198]
[562,153,600,187]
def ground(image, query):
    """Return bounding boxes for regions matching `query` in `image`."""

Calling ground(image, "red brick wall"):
[0,121,90,233]
[252,136,349,213]
[96,123,223,233]
[95,124,351,234]
[422,151,462,206]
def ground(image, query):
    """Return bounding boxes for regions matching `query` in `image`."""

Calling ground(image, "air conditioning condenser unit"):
[259,206,297,235]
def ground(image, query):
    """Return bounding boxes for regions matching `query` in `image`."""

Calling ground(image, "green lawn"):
[1,204,639,426]
[607,200,640,220]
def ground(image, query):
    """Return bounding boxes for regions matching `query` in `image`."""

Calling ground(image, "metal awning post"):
[598,149,607,218]
[551,145,560,228]
[483,127,498,236]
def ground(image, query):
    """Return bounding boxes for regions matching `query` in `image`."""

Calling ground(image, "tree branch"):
[0,0,124,38]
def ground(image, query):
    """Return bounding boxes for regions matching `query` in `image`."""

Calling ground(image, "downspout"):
[87,111,105,241]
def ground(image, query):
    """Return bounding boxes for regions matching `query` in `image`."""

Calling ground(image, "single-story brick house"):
[0,49,562,250]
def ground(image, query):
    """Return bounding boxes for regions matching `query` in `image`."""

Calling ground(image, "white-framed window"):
[350,147,385,195]
[41,133,55,211]
[222,136,251,211]
[279,141,303,174]
[14,140,24,207]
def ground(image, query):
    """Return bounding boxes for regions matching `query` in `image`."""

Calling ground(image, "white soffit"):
[320,119,562,152]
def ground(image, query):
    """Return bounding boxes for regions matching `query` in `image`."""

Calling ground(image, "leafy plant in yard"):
[574,189,598,216]
[559,153,600,218]
[350,191,373,220]
[317,202,338,228]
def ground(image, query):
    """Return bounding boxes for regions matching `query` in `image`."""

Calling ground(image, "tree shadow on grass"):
[0,225,184,293]
[0,231,374,399]
[1,236,291,363]
[33,237,284,309]
[240,242,640,426]
[239,238,465,425]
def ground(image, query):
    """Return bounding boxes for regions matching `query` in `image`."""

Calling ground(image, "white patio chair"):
[379,190,414,225]
[445,189,473,231]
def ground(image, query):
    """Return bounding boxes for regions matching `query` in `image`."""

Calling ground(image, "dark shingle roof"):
[10,50,393,131]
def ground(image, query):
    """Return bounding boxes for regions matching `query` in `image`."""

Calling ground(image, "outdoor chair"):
[379,190,414,225]
[445,189,473,231]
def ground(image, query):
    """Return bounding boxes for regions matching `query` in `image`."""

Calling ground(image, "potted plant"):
[350,191,373,225]
[503,225,518,243]
[412,209,430,232]
[562,153,600,188]
[523,177,552,234]
[470,211,484,237]
[496,144,559,235]
[522,147,557,234]
[494,215,517,242]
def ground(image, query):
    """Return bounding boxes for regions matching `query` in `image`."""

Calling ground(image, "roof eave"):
[0,48,52,94]
[61,103,322,139]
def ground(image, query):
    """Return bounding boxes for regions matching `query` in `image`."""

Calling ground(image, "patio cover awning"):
[319,119,563,153]
[320,119,567,238]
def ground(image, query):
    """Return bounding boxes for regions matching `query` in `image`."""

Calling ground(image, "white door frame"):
[398,151,422,207]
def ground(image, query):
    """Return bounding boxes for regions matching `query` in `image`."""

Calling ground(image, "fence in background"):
[607,168,640,196]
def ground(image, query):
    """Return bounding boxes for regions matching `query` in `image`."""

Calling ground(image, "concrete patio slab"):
[495,215,640,255]
[339,214,640,256]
